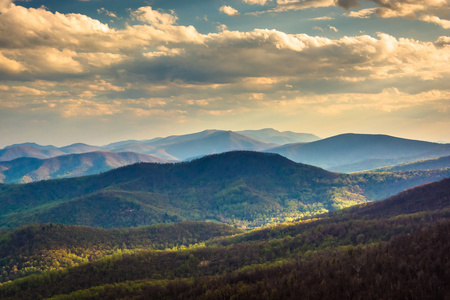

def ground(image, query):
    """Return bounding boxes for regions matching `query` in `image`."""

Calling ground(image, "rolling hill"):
[268,133,450,172]
[0,151,169,184]
[1,176,448,299]
[0,221,242,282]
[0,151,449,229]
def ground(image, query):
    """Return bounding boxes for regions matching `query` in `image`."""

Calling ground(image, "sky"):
[0,0,449,147]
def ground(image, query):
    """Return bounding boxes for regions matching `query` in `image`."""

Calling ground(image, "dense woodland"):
[1,151,449,229]
[0,177,448,299]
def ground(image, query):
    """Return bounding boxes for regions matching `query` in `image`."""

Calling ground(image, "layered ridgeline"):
[268,133,450,172]
[0,151,449,229]
[0,152,169,184]
[0,177,448,299]
[1,129,314,162]
[2,131,450,178]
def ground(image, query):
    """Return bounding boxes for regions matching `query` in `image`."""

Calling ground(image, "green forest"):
[0,175,448,299]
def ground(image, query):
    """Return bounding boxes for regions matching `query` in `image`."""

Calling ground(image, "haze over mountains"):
[1,129,450,183]
[268,133,450,172]
[1,151,449,229]
[0,152,169,184]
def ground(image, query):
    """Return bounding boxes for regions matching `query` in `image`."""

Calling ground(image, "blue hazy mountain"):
[268,133,450,172]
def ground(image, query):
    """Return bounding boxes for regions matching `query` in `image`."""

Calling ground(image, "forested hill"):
[0,151,449,229]
[0,221,242,282]
[0,170,449,299]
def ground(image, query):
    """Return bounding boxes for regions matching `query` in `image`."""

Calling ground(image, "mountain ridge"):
[1,151,449,229]
[0,151,169,184]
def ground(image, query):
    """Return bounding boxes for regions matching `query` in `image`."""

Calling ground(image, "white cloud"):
[243,0,271,5]
[310,16,334,20]
[132,6,178,26]
[219,5,240,16]
[345,8,377,18]
[420,15,450,29]
[0,51,25,74]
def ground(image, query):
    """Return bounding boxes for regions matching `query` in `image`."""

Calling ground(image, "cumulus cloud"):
[219,5,240,16]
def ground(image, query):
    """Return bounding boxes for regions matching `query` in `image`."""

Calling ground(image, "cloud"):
[0,51,25,74]
[420,15,450,29]
[258,0,450,29]
[97,8,118,18]
[243,0,271,5]
[273,0,335,12]
[132,6,178,26]
[345,8,377,18]
[310,16,335,20]
[337,0,450,28]
[335,0,360,10]
[219,5,240,16]
[328,25,338,32]
[435,36,450,47]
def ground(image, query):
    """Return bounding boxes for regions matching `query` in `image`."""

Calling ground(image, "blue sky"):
[0,0,449,147]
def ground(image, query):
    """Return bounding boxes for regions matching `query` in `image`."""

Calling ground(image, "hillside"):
[268,133,450,172]
[0,176,448,299]
[370,155,450,172]
[0,151,449,229]
[0,221,242,282]
[0,151,169,184]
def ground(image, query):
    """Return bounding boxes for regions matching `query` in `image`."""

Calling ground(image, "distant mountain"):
[1,151,449,229]
[4,142,58,150]
[106,130,277,160]
[0,151,169,184]
[0,145,65,162]
[268,133,450,172]
[237,128,320,144]
[369,155,450,172]
[58,143,103,154]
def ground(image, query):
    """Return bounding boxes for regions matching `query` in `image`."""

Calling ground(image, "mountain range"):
[1,129,450,185]
[268,133,450,172]
[1,151,449,229]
